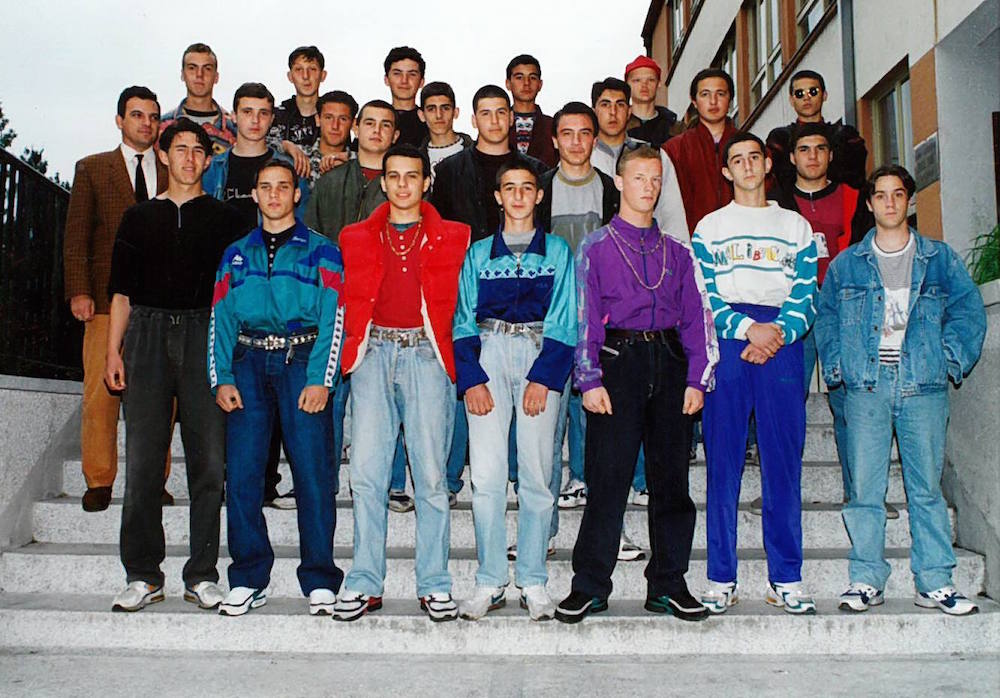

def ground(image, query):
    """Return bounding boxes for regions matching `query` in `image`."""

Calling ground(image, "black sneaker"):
[645,588,709,622]
[554,590,608,624]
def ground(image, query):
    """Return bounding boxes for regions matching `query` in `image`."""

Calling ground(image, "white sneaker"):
[420,592,459,622]
[112,581,164,612]
[617,531,645,561]
[701,580,738,614]
[218,586,267,616]
[631,489,649,507]
[183,581,224,609]
[459,586,506,621]
[309,588,337,616]
[915,586,980,616]
[558,479,587,509]
[838,582,884,612]
[766,581,816,615]
[520,585,556,621]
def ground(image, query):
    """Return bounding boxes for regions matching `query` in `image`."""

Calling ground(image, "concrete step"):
[1,594,996,656]
[61,459,906,503]
[0,542,983,601]
[33,499,945,551]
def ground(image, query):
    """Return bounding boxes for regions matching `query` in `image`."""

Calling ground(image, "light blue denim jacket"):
[814,228,986,395]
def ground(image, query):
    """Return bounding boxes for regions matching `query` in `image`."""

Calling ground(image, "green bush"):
[967,224,1000,286]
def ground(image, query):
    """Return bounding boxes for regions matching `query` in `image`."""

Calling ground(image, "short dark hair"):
[506,54,541,79]
[722,131,766,164]
[495,155,541,191]
[866,165,916,201]
[591,78,631,107]
[254,158,299,189]
[789,69,826,94]
[181,42,216,68]
[689,68,734,100]
[382,143,430,179]
[616,144,661,175]
[159,117,212,154]
[472,84,511,112]
[233,82,275,112]
[288,45,325,70]
[552,101,598,136]
[117,86,159,118]
[383,46,425,77]
[420,82,456,109]
[789,121,832,150]
[317,90,359,119]
[358,99,397,127]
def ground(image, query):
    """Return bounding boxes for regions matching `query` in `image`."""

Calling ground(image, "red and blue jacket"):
[208,219,345,391]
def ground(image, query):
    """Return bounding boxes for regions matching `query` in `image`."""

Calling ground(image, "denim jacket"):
[814,228,986,394]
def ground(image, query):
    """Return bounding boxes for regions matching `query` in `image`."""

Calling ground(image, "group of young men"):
[62,41,987,623]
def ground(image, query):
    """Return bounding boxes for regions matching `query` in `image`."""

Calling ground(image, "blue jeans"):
[335,377,407,494]
[445,400,469,494]
[467,332,558,588]
[345,331,454,597]
[704,304,805,585]
[226,341,341,595]
[843,365,955,592]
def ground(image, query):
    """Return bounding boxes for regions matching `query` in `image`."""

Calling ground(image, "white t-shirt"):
[873,233,916,363]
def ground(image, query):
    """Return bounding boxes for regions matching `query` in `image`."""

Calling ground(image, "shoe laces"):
[844,582,878,597]
[704,581,736,599]
[424,592,453,603]
[926,586,960,602]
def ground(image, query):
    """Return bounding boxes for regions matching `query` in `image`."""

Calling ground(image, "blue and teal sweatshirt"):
[453,228,577,395]
[691,201,817,343]
[208,219,345,391]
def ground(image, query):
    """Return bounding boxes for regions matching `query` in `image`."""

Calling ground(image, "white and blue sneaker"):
[459,586,506,620]
[838,582,884,612]
[701,580,738,614]
[219,586,267,616]
[766,581,816,615]
[915,586,979,616]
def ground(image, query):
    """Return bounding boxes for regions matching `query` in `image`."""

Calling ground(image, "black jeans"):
[120,307,224,587]
[570,332,696,599]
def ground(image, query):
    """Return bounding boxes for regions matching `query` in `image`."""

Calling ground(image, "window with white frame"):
[671,0,685,57]
[873,74,915,175]
[796,0,834,44]
[713,27,739,119]
[747,0,783,108]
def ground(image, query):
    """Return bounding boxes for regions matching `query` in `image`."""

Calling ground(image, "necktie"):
[134,153,148,202]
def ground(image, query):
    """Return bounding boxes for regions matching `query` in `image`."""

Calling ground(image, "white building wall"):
[853,0,936,95]
[664,0,742,111]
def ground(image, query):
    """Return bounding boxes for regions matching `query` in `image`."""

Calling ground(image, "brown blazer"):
[63,147,167,313]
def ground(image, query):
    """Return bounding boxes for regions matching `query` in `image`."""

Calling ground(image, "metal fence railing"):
[0,148,82,380]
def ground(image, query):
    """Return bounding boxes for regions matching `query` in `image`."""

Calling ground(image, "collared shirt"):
[108,195,246,309]
[119,143,156,200]
[575,215,717,392]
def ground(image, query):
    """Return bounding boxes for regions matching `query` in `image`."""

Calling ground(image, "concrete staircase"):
[2,395,999,655]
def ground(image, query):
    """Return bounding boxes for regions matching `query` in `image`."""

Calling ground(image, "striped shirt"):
[692,201,817,343]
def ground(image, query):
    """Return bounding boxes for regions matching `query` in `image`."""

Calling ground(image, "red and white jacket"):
[338,201,470,381]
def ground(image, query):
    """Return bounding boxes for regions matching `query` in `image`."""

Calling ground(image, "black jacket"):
[431,148,545,242]
[626,106,678,149]
[766,119,868,191]
[535,167,619,234]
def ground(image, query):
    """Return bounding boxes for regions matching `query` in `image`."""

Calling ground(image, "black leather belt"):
[605,328,679,343]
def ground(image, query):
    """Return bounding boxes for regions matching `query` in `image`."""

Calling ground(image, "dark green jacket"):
[304,159,387,243]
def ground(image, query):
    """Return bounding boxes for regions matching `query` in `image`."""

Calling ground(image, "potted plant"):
[967,223,1000,305]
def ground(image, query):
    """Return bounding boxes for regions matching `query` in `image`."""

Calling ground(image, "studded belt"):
[369,326,427,348]
[237,330,319,350]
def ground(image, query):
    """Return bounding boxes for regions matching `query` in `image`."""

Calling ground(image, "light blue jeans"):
[843,364,955,593]
[345,331,454,597]
[467,331,559,589]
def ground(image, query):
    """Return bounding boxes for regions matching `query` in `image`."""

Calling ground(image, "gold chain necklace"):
[607,222,668,291]
[382,218,423,257]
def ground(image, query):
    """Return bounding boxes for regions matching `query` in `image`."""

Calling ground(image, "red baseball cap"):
[624,55,662,82]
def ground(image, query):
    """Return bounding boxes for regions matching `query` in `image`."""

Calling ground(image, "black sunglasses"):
[793,86,822,99]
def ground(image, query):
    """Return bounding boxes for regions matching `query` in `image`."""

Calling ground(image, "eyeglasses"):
[793,87,822,99]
